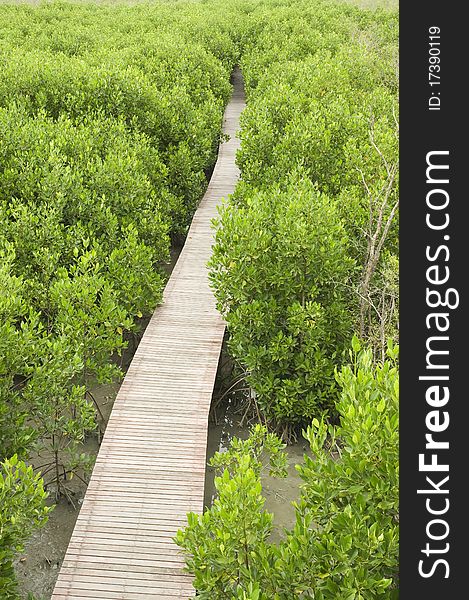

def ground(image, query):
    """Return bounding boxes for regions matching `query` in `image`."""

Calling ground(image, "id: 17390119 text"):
[428,26,441,111]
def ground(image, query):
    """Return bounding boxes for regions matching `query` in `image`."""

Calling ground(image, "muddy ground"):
[14,382,120,600]
[204,394,307,545]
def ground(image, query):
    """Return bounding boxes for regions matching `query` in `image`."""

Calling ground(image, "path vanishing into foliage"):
[51,68,245,600]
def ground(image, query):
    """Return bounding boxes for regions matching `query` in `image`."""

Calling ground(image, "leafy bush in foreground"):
[176,425,287,599]
[177,340,399,599]
[279,338,399,598]
[0,456,51,599]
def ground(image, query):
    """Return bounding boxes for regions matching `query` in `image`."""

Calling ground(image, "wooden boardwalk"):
[51,69,245,599]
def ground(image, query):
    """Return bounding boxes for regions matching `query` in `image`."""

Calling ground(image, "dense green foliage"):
[177,341,399,599]
[210,177,354,423]
[0,0,238,474]
[176,425,288,598]
[0,0,399,596]
[209,0,399,427]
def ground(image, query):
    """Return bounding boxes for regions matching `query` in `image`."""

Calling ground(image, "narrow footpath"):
[51,68,245,599]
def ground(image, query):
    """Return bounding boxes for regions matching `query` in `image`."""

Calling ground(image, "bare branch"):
[369,112,391,178]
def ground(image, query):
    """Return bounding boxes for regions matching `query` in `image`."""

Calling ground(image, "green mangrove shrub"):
[0,456,51,599]
[209,177,354,427]
[278,337,399,598]
[177,339,399,599]
[0,0,242,496]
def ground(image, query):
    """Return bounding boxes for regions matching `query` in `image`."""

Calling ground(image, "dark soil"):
[14,382,119,600]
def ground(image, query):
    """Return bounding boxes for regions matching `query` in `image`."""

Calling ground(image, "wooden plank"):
[51,68,245,599]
